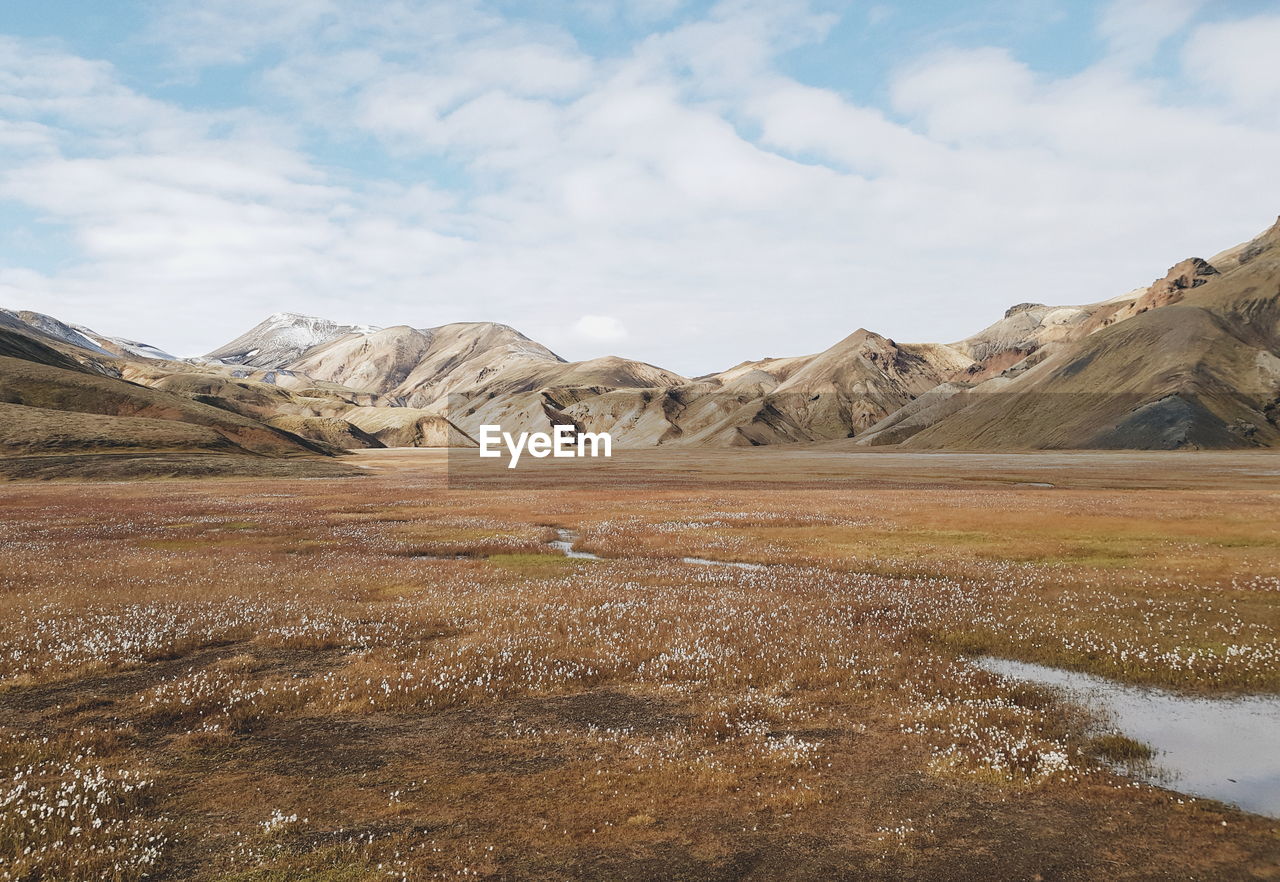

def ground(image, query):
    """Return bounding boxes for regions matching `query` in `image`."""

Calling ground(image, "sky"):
[1,0,1278,375]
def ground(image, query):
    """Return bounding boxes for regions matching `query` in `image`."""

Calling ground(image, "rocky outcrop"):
[1134,258,1219,313]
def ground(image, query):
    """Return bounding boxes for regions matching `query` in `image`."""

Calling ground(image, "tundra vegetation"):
[0,449,1277,881]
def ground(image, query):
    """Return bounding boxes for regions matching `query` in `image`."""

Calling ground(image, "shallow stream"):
[550,530,767,570]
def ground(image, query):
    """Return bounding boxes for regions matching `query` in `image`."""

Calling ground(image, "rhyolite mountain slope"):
[1,309,116,358]
[286,322,570,405]
[877,218,1280,450]
[529,330,977,448]
[0,317,371,478]
[234,319,688,446]
[0,326,350,465]
[204,312,381,368]
[5,216,1279,453]
[2,308,177,367]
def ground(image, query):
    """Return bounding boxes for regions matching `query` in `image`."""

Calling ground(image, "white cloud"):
[572,315,628,342]
[576,0,686,24]
[0,119,57,154]
[1098,0,1207,67]
[146,0,355,67]
[891,48,1037,145]
[1182,14,1280,118]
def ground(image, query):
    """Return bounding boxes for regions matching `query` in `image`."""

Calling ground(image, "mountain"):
[0,309,115,357]
[71,326,176,361]
[342,407,478,447]
[263,415,385,450]
[0,337,336,458]
[1,308,178,367]
[116,362,400,451]
[860,217,1280,450]
[505,331,973,448]
[0,322,95,374]
[4,215,1279,457]
[277,319,690,445]
[0,325,362,479]
[753,331,972,437]
[204,312,381,368]
[288,321,567,405]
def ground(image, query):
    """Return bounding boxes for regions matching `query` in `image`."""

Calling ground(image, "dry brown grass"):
[0,449,1277,880]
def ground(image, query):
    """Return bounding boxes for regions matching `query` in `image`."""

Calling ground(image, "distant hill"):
[4,215,1278,456]
[864,218,1280,450]
[0,325,361,479]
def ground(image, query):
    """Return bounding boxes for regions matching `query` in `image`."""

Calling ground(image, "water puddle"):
[549,529,602,560]
[975,657,1280,817]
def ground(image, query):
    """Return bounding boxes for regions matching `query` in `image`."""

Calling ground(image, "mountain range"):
[2,216,1278,475]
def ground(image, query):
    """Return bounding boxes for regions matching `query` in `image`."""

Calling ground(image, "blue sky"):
[1,0,1278,373]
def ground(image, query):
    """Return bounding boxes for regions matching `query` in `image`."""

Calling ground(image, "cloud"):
[1097,0,1207,67]
[890,48,1037,145]
[146,0,355,67]
[575,0,686,25]
[1182,14,1280,118]
[572,315,628,342]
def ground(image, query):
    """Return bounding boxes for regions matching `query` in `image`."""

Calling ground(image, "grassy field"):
[1,449,1277,880]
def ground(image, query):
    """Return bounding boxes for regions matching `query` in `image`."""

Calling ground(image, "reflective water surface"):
[549,529,602,559]
[976,657,1280,817]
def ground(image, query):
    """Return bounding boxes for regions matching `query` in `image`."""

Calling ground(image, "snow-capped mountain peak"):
[204,313,383,368]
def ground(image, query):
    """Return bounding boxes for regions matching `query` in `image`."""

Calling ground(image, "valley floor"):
[1,449,1278,880]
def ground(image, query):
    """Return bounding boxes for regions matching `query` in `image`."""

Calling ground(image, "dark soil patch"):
[0,644,354,726]
[250,715,402,776]
[528,690,692,734]
[239,689,689,780]
[0,644,241,722]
